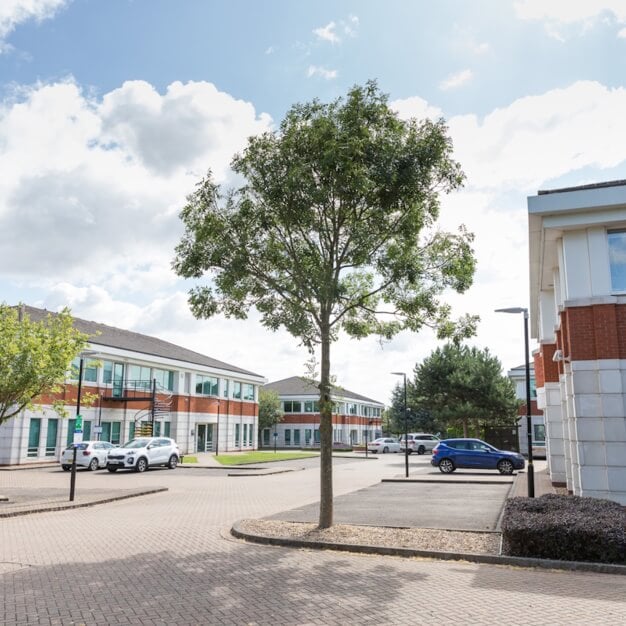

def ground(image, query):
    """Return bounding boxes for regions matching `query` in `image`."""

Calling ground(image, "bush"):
[501,494,626,564]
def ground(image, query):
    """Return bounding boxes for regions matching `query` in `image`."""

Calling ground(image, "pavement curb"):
[0,487,168,519]
[382,478,514,485]
[230,519,626,576]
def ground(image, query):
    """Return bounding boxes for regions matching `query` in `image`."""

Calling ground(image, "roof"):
[18,305,262,378]
[264,376,383,405]
[538,179,626,196]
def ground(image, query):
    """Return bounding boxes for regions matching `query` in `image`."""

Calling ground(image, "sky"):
[2,0,626,405]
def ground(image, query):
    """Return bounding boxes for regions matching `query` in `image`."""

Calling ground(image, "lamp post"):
[392,372,409,478]
[495,307,535,498]
[69,350,98,502]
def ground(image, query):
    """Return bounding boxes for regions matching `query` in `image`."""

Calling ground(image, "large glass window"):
[28,418,41,457]
[235,423,241,446]
[293,429,301,446]
[196,375,218,396]
[233,382,242,399]
[305,429,312,445]
[153,369,174,391]
[222,379,229,398]
[101,421,121,445]
[128,364,152,389]
[285,429,291,446]
[534,423,546,443]
[609,230,626,292]
[66,419,76,446]
[102,361,113,384]
[46,418,58,456]
[283,401,302,413]
[70,358,98,382]
[243,383,254,401]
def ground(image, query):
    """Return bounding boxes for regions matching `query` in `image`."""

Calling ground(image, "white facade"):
[529,181,626,504]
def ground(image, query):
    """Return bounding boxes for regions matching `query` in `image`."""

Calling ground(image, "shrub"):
[501,494,626,564]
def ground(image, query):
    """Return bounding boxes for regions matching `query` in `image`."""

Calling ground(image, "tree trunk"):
[318,323,333,529]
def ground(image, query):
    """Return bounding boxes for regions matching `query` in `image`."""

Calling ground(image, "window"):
[305,429,312,445]
[263,429,270,446]
[283,401,302,413]
[196,375,218,396]
[28,418,41,457]
[66,419,76,446]
[222,379,229,398]
[243,383,254,400]
[128,364,151,388]
[101,421,121,445]
[305,401,314,412]
[243,424,248,446]
[233,382,242,399]
[154,369,174,391]
[164,422,171,437]
[235,423,241,446]
[83,420,92,441]
[70,358,98,382]
[285,429,291,446]
[293,429,301,446]
[314,429,320,444]
[103,361,113,384]
[45,419,58,456]
[609,230,626,292]
[534,424,546,443]
[348,403,357,415]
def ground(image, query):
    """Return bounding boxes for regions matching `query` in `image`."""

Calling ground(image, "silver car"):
[60,441,115,471]
[106,437,180,473]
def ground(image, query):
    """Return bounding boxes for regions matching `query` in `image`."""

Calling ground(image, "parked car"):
[431,438,525,475]
[61,441,115,471]
[367,437,400,454]
[399,433,441,455]
[106,437,180,472]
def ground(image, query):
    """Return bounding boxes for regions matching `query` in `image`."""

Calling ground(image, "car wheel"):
[383,446,389,453]
[497,459,514,475]
[135,457,148,473]
[62,465,70,471]
[438,458,455,474]
[406,449,413,455]
[107,466,118,473]
[167,455,178,469]
[88,458,99,471]
[417,445,426,455]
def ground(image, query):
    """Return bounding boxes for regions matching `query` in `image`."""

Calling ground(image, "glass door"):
[196,424,214,452]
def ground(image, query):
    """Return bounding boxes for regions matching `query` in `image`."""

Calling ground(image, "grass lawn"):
[214,451,319,465]
[180,455,198,464]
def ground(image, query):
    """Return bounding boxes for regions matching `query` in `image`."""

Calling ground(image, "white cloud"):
[391,96,442,121]
[0,78,273,286]
[307,65,338,80]
[514,0,626,38]
[0,0,68,46]
[619,26,626,37]
[344,15,359,37]
[265,46,275,54]
[439,69,474,91]
[313,21,339,44]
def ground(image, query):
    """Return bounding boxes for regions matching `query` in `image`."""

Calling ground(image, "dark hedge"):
[501,494,626,564]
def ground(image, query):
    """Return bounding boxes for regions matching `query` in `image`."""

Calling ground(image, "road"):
[1,454,625,625]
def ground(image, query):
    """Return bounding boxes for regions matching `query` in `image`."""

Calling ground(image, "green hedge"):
[501,494,626,564]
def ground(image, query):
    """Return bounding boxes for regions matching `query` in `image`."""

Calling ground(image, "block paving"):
[1,455,625,625]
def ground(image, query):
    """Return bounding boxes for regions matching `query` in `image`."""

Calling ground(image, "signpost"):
[273,431,278,453]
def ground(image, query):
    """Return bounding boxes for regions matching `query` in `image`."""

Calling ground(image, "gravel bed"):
[238,519,501,555]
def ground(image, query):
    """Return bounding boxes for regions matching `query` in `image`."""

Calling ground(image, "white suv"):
[107,437,180,472]
[399,433,440,455]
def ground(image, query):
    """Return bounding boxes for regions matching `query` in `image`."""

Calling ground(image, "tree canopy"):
[0,305,88,426]
[387,383,443,435]
[258,388,284,433]
[173,81,477,527]
[412,344,519,438]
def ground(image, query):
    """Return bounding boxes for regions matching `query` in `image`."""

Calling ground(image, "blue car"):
[431,438,525,475]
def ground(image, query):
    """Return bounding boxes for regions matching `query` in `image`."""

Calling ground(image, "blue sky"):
[2,0,626,403]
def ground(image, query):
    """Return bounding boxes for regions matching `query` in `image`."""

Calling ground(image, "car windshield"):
[122,438,151,449]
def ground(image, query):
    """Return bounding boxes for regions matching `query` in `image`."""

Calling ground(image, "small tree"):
[0,305,88,425]
[174,82,477,528]
[413,344,518,438]
[258,388,284,438]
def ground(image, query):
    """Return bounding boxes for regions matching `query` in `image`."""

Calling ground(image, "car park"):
[398,433,440,455]
[431,438,525,474]
[60,441,115,471]
[106,437,180,472]
[367,437,400,453]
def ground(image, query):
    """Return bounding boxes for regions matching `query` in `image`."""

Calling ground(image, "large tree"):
[173,81,477,528]
[413,344,519,438]
[388,383,442,435]
[0,304,88,425]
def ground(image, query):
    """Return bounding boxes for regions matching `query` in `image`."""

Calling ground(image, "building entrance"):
[197,424,214,452]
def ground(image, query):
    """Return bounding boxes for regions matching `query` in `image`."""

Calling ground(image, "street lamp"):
[495,307,535,498]
[69,350,99,502]
[391,372,409,478]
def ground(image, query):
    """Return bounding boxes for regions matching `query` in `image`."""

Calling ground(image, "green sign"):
[75,415,83,431]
